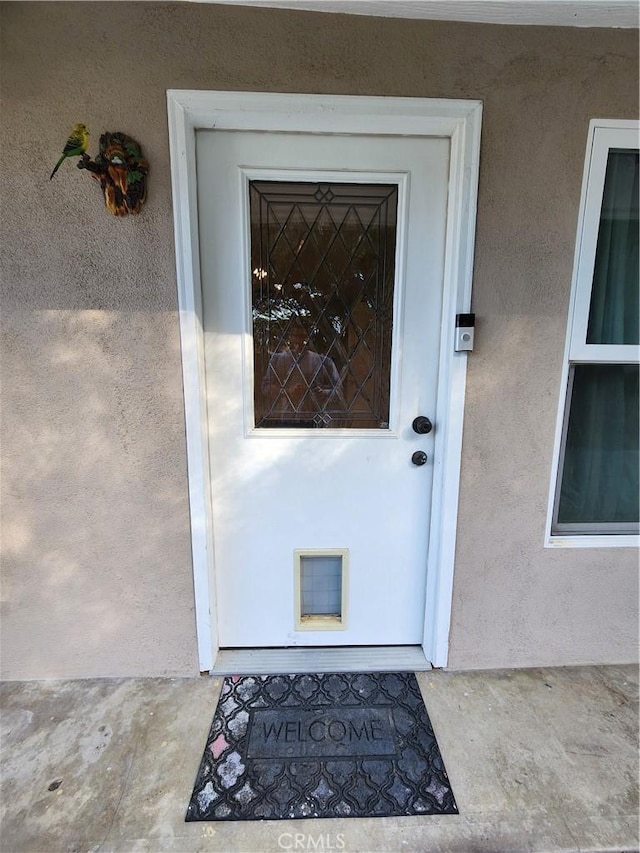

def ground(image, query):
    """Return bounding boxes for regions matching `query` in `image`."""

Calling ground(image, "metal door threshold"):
[210,645,431,675]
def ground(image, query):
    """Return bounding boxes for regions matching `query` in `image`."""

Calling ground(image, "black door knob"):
[412,416,433,435]
[411,451,428,466]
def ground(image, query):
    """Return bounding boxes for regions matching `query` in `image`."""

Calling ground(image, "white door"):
[196,130,449,648]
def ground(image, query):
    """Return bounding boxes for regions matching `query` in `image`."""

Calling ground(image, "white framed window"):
[547,119,639,547]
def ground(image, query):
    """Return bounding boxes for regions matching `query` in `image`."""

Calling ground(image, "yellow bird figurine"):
[50,123,89,180]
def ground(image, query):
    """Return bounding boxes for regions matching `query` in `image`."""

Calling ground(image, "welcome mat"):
[186,671,458,821]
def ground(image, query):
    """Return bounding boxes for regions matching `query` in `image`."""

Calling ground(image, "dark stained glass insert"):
[250,181,398,429]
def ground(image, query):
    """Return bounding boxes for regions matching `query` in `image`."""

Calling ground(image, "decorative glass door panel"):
[250,181,398,429]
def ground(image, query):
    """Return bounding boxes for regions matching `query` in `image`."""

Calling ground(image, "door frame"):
[167,90,482,671]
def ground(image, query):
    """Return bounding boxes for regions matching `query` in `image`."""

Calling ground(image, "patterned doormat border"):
[186,671,458,821]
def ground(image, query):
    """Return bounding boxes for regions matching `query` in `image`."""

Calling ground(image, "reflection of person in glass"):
[261,320,345,426]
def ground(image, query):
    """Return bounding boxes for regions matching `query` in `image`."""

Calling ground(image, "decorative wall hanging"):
[49,123,90,180]
[50,125,148,216]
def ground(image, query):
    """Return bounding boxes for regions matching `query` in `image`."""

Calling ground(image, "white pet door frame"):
[167,90,482,672]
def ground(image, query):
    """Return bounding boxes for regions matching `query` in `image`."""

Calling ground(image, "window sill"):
[545,533,639,549]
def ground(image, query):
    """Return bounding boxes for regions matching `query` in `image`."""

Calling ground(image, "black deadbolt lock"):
[411,451,428,466]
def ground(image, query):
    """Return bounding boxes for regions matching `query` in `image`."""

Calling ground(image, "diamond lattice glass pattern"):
[251,181,398,429]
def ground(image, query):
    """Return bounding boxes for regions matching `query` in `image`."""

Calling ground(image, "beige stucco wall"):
[1,2,638,679]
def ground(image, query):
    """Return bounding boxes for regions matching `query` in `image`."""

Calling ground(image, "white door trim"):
[167,90,482,672]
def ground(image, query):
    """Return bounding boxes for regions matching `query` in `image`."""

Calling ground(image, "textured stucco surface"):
[1,2,638,678]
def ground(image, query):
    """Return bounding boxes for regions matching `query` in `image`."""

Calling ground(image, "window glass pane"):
[250,181,397,429]
[300,555,342,617]
[556,364,639,530]
[586,149,639,345]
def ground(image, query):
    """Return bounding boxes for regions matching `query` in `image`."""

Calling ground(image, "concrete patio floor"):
[1,664,637,853]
